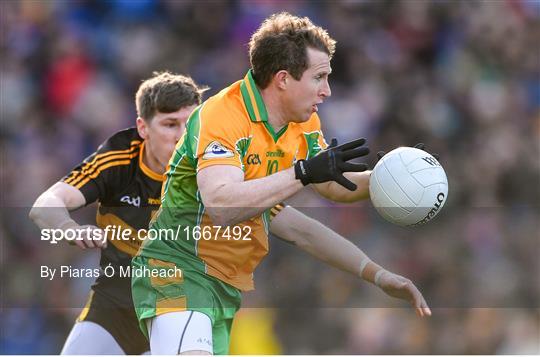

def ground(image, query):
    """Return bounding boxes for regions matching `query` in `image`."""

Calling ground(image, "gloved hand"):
[294,138,369,191]
[377,143,440,161]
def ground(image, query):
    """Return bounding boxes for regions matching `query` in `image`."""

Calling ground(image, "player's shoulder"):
[199,80,248,126]
[97,127,143,154]
[62,127,142,195]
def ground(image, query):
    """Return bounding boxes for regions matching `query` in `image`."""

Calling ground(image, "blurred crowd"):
[1,0,539,354]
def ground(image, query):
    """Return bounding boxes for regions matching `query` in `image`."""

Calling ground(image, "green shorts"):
[131,255,241,355]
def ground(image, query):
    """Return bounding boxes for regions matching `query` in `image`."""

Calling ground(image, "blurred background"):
[1,0,539,354]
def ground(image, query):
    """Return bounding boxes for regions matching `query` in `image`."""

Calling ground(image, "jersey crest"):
[202,141,234,159]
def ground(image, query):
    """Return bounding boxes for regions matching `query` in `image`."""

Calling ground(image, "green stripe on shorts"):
[131,255,241,354]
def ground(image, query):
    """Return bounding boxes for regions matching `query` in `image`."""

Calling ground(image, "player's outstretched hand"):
[294,137,369,191]
[375,270,432,317]
[75,225,107,249]
[377,143,440,161]
[60,222,107,250]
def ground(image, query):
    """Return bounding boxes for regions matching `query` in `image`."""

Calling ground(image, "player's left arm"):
[299,116,371,203]
[312,171,371,203]
[269,205,431,317]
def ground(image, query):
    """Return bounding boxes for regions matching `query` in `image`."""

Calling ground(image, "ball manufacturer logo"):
[409,192,445,227]
[422,157,441,167]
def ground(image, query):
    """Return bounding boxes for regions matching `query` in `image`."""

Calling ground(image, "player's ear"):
[275,70,289,90]
[136,117,148,139]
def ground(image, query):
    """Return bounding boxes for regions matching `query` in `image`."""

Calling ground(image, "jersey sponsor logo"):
[148,197,161,205]
[120,195,141,207]
[266,149,285,158]
[202,141,234,159]
[246,153,261,165]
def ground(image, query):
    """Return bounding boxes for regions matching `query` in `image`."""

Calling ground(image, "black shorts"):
[77,279,149,354]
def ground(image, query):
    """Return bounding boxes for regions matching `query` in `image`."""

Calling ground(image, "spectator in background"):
[1,0,538,354]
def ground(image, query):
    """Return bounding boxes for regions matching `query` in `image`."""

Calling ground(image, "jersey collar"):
[139,141,165,182]
[240,70,269,123]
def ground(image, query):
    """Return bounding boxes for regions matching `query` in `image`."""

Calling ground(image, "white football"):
[369,147,448,227]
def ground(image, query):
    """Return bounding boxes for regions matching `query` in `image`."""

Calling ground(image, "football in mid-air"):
[369,147,448,227]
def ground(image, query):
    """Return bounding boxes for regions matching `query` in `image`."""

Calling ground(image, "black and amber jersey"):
[61,127,164,323]
[63,127,163,262]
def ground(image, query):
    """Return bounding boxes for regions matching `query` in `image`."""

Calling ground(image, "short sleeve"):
[195,104,250,172]
[62,131,140,204]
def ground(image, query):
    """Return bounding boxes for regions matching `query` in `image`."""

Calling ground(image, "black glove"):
[294,137,369,191]
[377,143,440,161]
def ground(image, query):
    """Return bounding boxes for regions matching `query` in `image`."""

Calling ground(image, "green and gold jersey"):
[137,71,327,291]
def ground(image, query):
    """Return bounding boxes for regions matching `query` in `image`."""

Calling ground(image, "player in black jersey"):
[30,72,206,354]
[30,71,430,354]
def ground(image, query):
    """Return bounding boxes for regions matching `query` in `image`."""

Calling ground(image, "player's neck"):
[260,88,288,132]
[142,143,165,175]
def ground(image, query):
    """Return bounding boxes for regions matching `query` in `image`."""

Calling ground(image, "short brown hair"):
[249,12,336,89]
[135,71,207,121]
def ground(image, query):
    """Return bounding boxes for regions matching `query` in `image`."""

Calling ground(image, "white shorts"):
[147,311,213,354]
[61,321,133,355]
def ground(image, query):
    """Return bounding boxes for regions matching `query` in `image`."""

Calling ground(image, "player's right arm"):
[30,181,86,227]
[269,205,432,317]
[29,182,105,249]
[197,140,370,226]
[197,165,303,227]
[28,130,133,249]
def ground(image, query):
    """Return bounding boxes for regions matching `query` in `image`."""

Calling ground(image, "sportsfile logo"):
[410,192,445,227]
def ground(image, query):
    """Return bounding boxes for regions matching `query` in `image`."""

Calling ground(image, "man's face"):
[285,47,332,122]
[139,104,197,171]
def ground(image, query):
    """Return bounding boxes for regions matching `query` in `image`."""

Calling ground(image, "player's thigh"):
[77,287,150,354]
[61,321,124,355]
[147,310,213,355]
